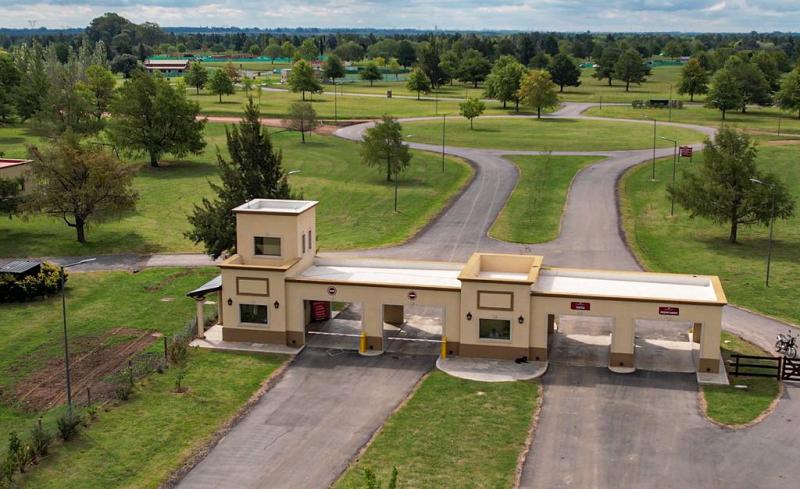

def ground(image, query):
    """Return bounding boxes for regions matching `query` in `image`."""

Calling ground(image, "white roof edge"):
[233,199,318,214]
[313,255,465,271]
[538,267,714,287]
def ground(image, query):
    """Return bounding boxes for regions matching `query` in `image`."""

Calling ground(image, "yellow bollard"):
[359,331,367,353]
[440,336,447,359]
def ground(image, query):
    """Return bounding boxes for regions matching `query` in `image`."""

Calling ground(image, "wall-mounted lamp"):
[518,315,525,324]
[227,298,233,306]
[274,301,280,309]
[466,312,472,321]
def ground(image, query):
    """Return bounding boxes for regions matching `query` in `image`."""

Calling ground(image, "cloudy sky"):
[2,0,798,32]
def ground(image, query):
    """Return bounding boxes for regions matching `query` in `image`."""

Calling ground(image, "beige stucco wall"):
[0,163,32,195]
[235,206,316,267]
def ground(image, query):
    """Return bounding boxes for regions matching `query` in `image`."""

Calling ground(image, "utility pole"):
[750,178,776,287]
[668,83,673,122]
[651,119,657,180]
[660,136,678,216]
[441,114,446,172]
[60,258,96,415]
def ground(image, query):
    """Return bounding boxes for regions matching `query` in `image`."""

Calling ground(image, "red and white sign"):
[659,306,680,316]
[679,146,693,158]
[327,286,337,296]
[571,301,591,311]
[408,291,417,301]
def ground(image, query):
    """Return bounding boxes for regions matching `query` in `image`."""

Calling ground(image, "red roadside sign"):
[680,146,693,158]
[659,306,680,316]
[327,286,337,296]
[571,301,591,311]
[408,291,417,301]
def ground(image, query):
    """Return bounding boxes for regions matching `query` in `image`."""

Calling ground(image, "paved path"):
[176,349,433,489]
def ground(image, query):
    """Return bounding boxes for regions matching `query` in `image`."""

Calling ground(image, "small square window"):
[479,318,511,340]
[302,234,306,254]
[254,236,281,256]
[240,304,268,324]
[308,230,312,249]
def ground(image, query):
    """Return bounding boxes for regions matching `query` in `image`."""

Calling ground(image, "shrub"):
[56,411,82,441]
[174,367,188,393]
[0,262,64,302]
[112,366,135,401]
[0,457,14,489]
[29,420,51,458]
[167,336,189,366]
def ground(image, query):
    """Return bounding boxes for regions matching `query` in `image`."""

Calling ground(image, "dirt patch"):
[763,139,800,146]
[313,124,340,135]
[145,269,194,292]
[12,328,160,412]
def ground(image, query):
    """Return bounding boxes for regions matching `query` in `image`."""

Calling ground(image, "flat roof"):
[233,199,318,215]
[293,257,463,289]
[186,275,222,298]
[0,159,31,169]
[533,268,725,305]
[0,260,41,275]
[144,59,189,66]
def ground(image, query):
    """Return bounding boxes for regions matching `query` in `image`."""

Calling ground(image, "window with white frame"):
[254,236,281,256]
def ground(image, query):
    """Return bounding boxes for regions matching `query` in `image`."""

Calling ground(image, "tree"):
[0,176,22,217]
[33,58,100,137]
[24,136,138,243]
[265,41,282,63]
[248,44,262,57]
[287,59,322,101]
[108,70,206,167]
[484,56,526,111]
[110,54,139,78]
[459,97,486,129]
[528,51,551,69]
[775,68,800,119]
[12,42,50,122]
[663,40,685,59]
[223,62,240,83]
[593,46,620,86]
[405,68,431,100]
[333,41,364,62]
[438,50,459,85]
[547,53,581,92]
[457,49,491,88]
[209,68,235,103]
[416,42,444,88]
[387,58,402,80]
[752,50,782,92]
[323,54,345,82]
[281,41,295,60]
[613,49,649,92]
[677,58,709,102]
[396,40,417,67]
[360,115,411,183]
[184,62,208,95]
[725,57,772,112]
[706,68,743,120]
[298,39,318,61]
[0,51,20,121]
[285,101,317,143]
[669,128,794,243]
[82,65,116,120]
[242,77,255,95]
[360,61,383,87]
[186,98,292,258]
[518,69,559,118]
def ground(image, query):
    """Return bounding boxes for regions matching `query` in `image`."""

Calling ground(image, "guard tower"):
[218,199,318,343]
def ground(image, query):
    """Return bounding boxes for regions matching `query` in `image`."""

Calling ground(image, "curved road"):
[333,104,799,489]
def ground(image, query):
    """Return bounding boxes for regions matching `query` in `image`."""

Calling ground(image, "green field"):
[0,122,471,256]
[491,155,603,243]
[188,87,533,119]
[702,332,781,426]
[585,105,800,135]
[0,268,290,489]
[333,371,539,489]
[403,117,706,151]
[620,143,800,326]
[558,66,695,103]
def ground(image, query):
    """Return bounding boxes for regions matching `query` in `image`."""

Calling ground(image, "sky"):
[1,0,799,32]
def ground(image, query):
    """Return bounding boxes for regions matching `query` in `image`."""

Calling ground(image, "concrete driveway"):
[176,348,433,489]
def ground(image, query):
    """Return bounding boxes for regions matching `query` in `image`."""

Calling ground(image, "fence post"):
[163,336,168,364]
[87,387,91,407]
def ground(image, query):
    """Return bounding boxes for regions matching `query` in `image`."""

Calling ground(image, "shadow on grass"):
[135,160,219,179]
[693,234,798,266]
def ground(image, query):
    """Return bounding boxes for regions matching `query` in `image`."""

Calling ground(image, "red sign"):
[408,291,417,301]
[571,301,591,311]
[327,286,337,296]
[659,306,680,316]
[679,146,693,158]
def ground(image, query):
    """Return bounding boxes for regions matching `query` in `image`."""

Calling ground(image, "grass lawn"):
[189,88,532,119]
[0,122,471,256]
[702,332,781,426]
[560,66,694,104]
[620,143,800,326]
[404,117,706,152]
[19,349,285,489]
[585,104,800,136]
[333,371,539,489]
[491,155,603,243]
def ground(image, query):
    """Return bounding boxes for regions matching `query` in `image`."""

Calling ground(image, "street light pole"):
[60,257,96,415]
[751,178,776,287]
[668,83,673,122]
[660,136,678,216]
[393,172,398,212]
[651,119,657,180]
[441,114,446,173]
[333,81,338,123]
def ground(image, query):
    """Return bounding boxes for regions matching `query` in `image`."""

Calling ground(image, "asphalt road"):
[175,348,433,489]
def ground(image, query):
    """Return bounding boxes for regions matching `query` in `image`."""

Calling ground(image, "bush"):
[112,366,135,401]
[0,457,14,489]
[29,420,51,458]
[56,411,82,441]
[0,262,64,302]
[167,336,189,366]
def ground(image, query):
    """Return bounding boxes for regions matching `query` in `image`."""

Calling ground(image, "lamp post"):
[333,81,338,123]
[441,114,446,173]
[393,170,398,212]
[660,136,678,216]
[750,178,776,287]
[61,257,96,415]
[651,119,657,180]
[668,83,673,122]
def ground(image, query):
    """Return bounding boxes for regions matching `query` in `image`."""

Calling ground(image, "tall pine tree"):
[186,98,293,258]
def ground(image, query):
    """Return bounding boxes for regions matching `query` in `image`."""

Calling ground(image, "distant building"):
[0,159,33,194]
[144,59,190,76]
